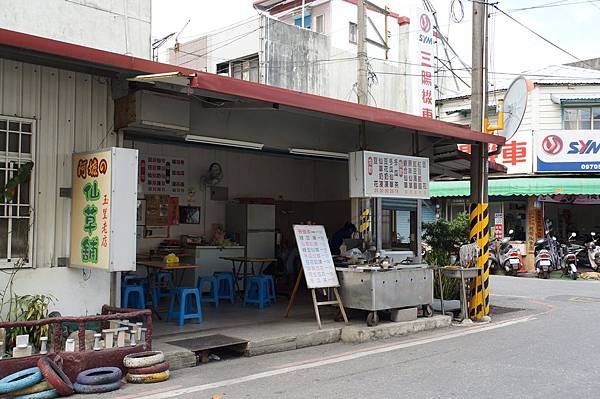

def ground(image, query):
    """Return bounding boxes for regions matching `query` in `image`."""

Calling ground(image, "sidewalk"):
[151,304,451,371]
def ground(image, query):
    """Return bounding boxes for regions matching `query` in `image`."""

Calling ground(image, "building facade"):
[434,64,600,269]
[169,0,439,116]
[0,0,151,58]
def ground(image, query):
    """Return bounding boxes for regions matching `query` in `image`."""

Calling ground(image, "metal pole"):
[468,0,489,320]
[357,0,368,105]
[301,0,306,28]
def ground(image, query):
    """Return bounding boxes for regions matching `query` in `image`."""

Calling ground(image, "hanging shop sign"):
[458,130,533,174]
[293,225,339,289]
[138,154,187,196]
[534,130,600,173]
[70,148,138,271]
[538,194,600,205]
[349,151,430,199]
[409,8,435,119]
[494,213,504,239]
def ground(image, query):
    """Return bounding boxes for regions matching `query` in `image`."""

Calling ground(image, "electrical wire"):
[491,3,585,64]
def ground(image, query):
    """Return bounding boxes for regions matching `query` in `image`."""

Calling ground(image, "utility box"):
[349,151,430,199]
[69,148,138,272]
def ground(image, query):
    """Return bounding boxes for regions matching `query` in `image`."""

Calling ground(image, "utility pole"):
[357,0,368,106]
[469,0,490,320]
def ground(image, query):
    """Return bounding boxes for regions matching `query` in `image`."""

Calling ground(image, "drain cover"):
[166,334,248,352]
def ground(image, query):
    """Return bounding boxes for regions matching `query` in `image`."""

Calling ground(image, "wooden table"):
[220,257,277,295]
[136,261,207,319]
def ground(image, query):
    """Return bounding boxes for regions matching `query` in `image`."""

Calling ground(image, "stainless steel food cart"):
[336,265,434,326]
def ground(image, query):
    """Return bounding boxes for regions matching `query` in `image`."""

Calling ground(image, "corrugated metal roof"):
[439,64,600,101]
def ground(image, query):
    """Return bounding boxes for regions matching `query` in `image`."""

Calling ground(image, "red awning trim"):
[0,27,504,145]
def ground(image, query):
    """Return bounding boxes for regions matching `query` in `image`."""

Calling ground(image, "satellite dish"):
[499,76,529,141]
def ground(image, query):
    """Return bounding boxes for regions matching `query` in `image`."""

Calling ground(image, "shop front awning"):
[430,177,600,197]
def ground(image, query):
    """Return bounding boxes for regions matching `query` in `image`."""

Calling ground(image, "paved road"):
[100,276,600,399]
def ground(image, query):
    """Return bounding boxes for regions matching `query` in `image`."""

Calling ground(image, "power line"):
[491,3,585,64]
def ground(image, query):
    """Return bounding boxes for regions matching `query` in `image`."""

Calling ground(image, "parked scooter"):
[560,232,579,280]
[585,232,600,271]
[488,229,522,275]
[535,221,561,279]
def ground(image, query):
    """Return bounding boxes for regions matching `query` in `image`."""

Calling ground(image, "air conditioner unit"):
[115,90,190,132]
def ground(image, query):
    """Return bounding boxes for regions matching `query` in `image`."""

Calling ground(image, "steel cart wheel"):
[366,311,379,327]
[422,304,434,318]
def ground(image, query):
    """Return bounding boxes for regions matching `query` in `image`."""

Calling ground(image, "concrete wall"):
[0,58,115,317]
[0,0,151,58]
[168,17,262,73]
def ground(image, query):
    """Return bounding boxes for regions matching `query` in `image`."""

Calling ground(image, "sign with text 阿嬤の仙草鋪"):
[70,148,138,271]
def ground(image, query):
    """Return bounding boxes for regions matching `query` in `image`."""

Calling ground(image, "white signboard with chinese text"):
[494,213,504,239]
[70,148,138,271]
[293,225,339,289]
[534,130,600,173]
[138,154,188,196]
[458,130,533,174]
[409,8,435,119]
[349,151,430,199]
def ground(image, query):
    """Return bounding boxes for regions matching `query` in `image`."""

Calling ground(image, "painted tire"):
[14,388,59,399]
[37,357,74,396]
[0,367,43,394]
[126,370,170,384]
[123,351,165,368]
[73,381,121,394]
[128,361,170,375]
[10,381,52,397]
[76,367,122,386]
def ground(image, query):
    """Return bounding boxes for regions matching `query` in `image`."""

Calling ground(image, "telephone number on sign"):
[580,164,600,170]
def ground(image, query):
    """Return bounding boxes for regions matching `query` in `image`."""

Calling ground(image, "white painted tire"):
[123,351,165,368]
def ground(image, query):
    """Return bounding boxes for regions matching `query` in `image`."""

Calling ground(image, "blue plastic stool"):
[213,272,235,304]
[122,285,145,309]
[243,276,271,309]
[257,275,276,303]
[197,276,219,307]
[153,271,174,307]
[167,288,203,326]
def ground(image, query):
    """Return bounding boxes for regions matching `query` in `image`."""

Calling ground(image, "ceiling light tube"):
[185,134,264,150]
[289,148,349,159]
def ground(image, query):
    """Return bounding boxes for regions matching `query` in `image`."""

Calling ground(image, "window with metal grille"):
[0,116,34,267]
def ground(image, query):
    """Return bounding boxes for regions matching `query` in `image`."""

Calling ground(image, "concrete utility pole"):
[357,0,368,105]
[468,0,490,320]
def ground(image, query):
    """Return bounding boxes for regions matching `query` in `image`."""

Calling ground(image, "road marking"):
[491,294,537,299]
[131,317,533,399]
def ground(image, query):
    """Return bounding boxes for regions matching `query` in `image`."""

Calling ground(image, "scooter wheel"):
[571,272,578,280]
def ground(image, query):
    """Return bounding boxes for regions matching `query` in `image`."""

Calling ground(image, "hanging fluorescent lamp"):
[289,148,349,159]
[185,134,264,150]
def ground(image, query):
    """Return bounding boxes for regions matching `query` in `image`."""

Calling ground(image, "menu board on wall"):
[349,151,430,199]
[138,154,187,197]
[293,225,339,289]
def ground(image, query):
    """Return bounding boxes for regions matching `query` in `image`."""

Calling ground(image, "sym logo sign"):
[541,135,563,155]
[420,14,431,32]
[535,130,600,172]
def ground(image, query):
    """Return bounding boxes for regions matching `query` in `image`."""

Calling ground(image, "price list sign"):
[293,225,340,289]
[350,151,430,199]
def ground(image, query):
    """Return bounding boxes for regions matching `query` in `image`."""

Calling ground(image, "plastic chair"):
[257,274,276,304]
[153,271,174,306]
[122,285,146,309]
[167,288,203,326]
[197,276,219,307]
[243,276,271,309]
[213,272,235,304]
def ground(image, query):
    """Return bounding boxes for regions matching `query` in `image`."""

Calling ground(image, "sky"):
[151,0,600,75]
